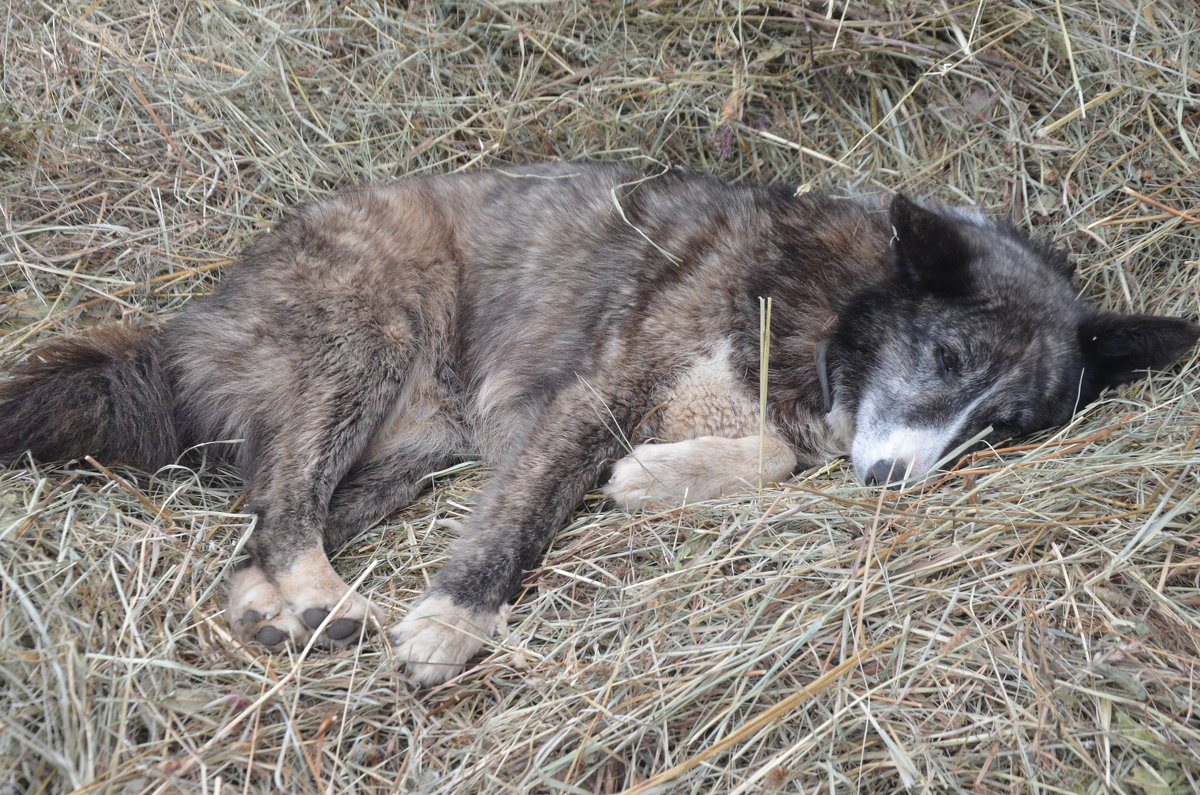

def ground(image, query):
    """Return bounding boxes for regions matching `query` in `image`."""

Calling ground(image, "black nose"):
[864,459,906,487]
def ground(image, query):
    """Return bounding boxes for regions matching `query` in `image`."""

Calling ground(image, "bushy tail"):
[0,325,182,470]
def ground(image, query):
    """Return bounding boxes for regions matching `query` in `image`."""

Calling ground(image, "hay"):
[2,1,1198,792]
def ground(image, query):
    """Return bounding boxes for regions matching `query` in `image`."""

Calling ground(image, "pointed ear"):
[1079,311,1200,387]
[1033,239,1075,281]
[889,194,970,293]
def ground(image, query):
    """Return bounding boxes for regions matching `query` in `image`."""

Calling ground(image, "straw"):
[2,2,1198,791]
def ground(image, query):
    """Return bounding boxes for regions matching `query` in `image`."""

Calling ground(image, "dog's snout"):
[864,458,908,487]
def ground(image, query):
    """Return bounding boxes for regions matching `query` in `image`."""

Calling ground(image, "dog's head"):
[831,194,1199,487]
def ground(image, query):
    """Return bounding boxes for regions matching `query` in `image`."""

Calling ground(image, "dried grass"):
[2,1,1199,792]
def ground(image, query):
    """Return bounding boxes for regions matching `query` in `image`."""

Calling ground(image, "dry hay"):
[1,1,1198,793]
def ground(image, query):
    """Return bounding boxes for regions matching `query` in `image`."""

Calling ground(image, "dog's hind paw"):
[227,551,381,650]
[228,564,308,648]
[389,594,505,686]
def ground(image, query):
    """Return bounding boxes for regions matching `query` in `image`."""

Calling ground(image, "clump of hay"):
[1,2,1198,792]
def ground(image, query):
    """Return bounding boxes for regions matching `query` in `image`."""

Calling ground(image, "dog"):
[2,161,1196,685]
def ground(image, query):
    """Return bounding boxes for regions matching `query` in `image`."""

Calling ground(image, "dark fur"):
[0,326,178,467]
[2,161,1196,684]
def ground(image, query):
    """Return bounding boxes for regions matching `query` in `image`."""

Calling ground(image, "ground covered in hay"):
[1,1,1198,792]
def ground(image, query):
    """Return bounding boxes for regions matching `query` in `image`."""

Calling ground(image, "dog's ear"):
[1079,311,1200,387]
[889,194,970,293]
[1035,240,1075,281]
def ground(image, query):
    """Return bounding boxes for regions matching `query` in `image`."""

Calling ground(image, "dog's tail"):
[0,325,182,470]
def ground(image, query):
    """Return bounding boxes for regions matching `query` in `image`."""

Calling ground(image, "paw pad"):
[255,625,288,646]
[302,607,362,641]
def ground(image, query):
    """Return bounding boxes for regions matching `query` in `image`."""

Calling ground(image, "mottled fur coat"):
[2,162,1196,684]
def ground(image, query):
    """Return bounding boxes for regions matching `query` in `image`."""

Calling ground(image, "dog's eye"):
[936,345,960,377]
[992,417,1020,435]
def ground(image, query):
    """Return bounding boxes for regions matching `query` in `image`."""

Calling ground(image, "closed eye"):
[988,415,1029,439]
[936,345,960,378]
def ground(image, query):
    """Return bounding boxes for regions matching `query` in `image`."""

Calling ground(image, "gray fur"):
[1,161,1196,684]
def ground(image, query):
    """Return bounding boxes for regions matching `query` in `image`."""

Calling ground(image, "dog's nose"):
[864,459,906,487]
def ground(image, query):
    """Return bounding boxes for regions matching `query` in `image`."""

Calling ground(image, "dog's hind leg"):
[226,355,407,650]
[322,440,459,554]
[390,380,638,685]
[318,366,465,554]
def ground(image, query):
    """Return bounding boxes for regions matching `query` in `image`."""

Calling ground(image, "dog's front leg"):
[604,434,797,509]
[391,385,633,686]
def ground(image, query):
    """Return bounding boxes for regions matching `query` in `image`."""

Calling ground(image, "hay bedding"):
[1,1,1198,792]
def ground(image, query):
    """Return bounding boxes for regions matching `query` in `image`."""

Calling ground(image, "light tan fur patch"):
[656,342,762,442]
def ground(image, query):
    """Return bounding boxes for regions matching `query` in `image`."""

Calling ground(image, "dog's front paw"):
[603,439,715,509]
[389,594,505,686]
[604,436,798,509]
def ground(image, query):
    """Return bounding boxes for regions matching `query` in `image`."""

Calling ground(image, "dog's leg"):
[603,434,797,509]
[322,444,457,554]
[390,383,633,685]
[228,366,402,650]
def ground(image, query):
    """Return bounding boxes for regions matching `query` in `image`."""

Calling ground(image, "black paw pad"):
[302,608,330,630]
[326,618,360,641]
[256,626,287,646]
